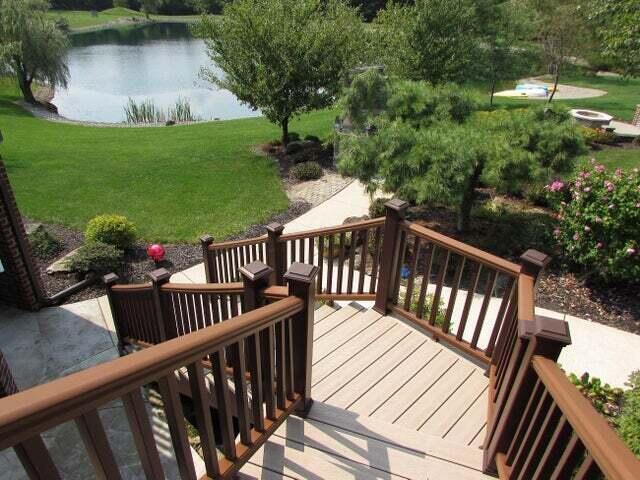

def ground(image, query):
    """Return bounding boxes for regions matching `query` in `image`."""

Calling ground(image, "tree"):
[584,0,640,77]
[0,0,69,104]
[337,72,585,231]
[195,0,364,145]
[374,0,482,84]
[140,0,160,18]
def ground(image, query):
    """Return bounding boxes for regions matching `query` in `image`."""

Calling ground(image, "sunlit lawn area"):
[48,7,200,30]
[0,78,335,243]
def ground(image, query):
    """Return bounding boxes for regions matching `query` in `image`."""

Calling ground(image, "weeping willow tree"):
[0,0,69,104]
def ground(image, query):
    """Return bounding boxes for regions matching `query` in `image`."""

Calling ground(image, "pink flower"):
[595,164,605,173]
[604,180,615,192]
[608,204,615,210]
[583,187,591,193]
[627,248,637,256]
[573,233,580,241]
[584,225,591,232]
[615,168,623,177]
[596,242,604,249]
[548,180,565,192]
[553,228,561,237]
[595,216,603,223]
[636,203,640,208]
[560,201,567,206]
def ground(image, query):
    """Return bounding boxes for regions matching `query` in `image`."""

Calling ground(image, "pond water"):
[53,23,259,123]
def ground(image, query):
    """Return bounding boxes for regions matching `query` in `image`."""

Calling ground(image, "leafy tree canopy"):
[338,71,585,231]
[195,0,364,144]
[0,0,70,103]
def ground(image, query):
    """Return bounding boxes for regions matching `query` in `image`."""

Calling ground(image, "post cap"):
[266,223,285,235]
[102,273,119,285]
[284,263,318,284]
[148,268,172,284]
[520,249,552,270]
[385,198,409,215]
[533,315,571,346]
[200,234,214,245]
[239,261,273,282]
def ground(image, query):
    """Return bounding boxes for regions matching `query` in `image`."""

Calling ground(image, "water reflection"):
[53,23,259,123]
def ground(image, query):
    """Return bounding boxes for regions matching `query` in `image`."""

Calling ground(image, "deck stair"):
[237,303,492,479]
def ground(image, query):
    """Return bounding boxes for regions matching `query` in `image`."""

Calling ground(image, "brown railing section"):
[0,263,318,480]
[104,269,245,353]
[203,219,385,301]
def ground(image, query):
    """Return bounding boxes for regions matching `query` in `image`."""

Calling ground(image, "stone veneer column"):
[0,157,44,310]
[633,104,640,127]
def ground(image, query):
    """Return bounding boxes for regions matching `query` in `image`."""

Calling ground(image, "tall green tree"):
[140,0,160,18]
[338,72,585,231]
[584,0,640,77]
[0,0,69,104]
[195,0,364,144]
[374,0,481,84]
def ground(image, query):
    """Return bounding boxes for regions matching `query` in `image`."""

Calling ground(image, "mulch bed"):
[27,200,311,305]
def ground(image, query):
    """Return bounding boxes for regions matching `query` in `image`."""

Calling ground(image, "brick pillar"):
[0,158,44,310]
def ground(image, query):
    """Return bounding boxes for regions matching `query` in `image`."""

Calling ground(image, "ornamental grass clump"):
[548,161,640,283]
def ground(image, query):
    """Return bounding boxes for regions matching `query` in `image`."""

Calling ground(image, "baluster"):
[369,226,382,294]
[549,434,583,480]
[317,236,325,294]
[415,243,435,319]
[327,235,334,294]
[457,263,481,341]
[210,349,236,460]
[261,325,276,420]
[247,333,264,431]
[158,375,198,479]
[347,230,357,294]
[230,341,252,445]
[358,229,369,293]
[429,249,450,326]
[200,235,215,282]
[403,236,421,311]
[471,270,497,348]
[337,232,346,293]
[391,230,407,304]
[516,403,562,480]
[531,416,572,479]
[574,454,599,480]
[103,273,126,355]
[442,256,466,333]
[275,321,286,410]
[299,237,306,264]
[185,362,220,477]
[123,388,165,480]
[485,277,516,358]
[75,410,123,480]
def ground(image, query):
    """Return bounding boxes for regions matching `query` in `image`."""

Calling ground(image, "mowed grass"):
[492,73,640,122]
[48,8,200,30]
[0,79,336,243]
[582,148,640,171]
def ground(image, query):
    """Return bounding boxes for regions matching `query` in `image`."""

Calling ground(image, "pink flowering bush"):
[548,161,640,283]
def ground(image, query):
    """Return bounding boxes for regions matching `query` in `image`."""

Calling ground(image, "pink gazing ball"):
[147,244,166,263]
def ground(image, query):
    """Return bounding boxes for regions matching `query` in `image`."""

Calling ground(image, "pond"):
[53,23,259,123]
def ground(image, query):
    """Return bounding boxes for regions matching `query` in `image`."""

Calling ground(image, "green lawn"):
[0,79,336,243]
[583,148,640,171]
[492,73,640,122]
[49,8,200,31]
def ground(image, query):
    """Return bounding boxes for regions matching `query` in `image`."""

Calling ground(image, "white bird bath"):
[569,109,613,129]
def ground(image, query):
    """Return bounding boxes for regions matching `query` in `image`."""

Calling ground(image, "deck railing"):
[0,263,318,480]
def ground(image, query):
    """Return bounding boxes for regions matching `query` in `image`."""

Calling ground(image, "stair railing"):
[0,263,318,480]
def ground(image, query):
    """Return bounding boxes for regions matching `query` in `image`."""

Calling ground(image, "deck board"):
[445,391,488,446]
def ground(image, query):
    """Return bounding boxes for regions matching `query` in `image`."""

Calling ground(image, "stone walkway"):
[286,172,353,207]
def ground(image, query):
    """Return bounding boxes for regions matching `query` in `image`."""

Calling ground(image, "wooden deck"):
[240,303,492,479]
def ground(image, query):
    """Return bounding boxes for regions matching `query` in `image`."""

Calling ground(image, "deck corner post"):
[102,273,126,355]
[148,268,172,341]
[266,223,285,285]
[374,199,409,315]
[520,249,551,284]
[284,262,318,416]
[240,261,273,311]
[483,315,571,474]
[200,235,215,283]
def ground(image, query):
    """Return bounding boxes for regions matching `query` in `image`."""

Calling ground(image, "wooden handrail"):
[208,235,267,249]
[0,296,303,450]
[160,282,244,294]
[278,217,385,241]
[111,283,152,292]
[532,356,640,479]
[405,222,522,276]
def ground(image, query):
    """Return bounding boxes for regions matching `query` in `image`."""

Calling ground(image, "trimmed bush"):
[369,197,392,218]
[548,162,640,283]
[85,214,137,250]
[29,228,61,259]
[568,372,623,423]
[290,161,323,181]
[67,241,123,274]
[617,371,640,457]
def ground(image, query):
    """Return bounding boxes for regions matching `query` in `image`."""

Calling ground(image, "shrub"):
[397,279,448,331]
[85,214,137,250]
[369,197,391,218]
[29,228,61,259]
[548,162,640,283]
[617,370,640,457]
[568,372,623,423]
[290,161,323,181]
[67,241,123,274]
[580,126,618,146]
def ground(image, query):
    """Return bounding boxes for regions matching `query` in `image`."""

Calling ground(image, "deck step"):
[239,401,491,479]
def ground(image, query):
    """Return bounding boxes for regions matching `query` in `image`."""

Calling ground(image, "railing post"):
[148,268,172,341]
[374,199,409,314]
[200,235,216,283]
[102,273,126,356]
[239,261,273,311]
[520,249,551,285]
[284,262,318,416]
[483,315,571,474]
[266,223,285,285]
